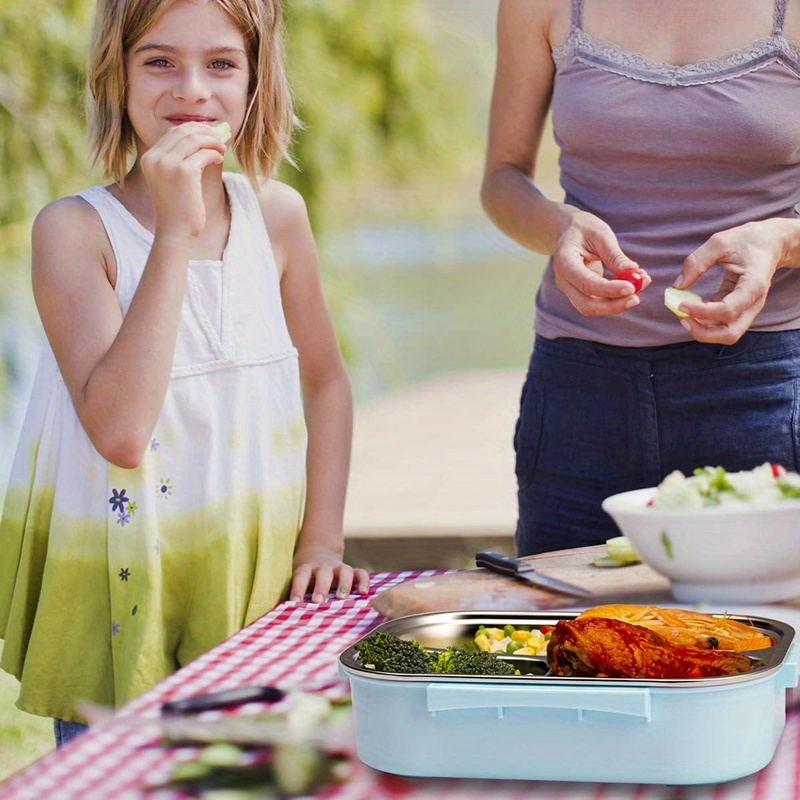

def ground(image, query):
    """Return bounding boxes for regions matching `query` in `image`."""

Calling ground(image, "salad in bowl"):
[602,463,800,604]
[651,463,800,510]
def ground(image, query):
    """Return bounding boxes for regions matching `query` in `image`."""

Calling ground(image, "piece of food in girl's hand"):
[616,268,644,294]
[664,286,702,318]
[210,121,232,144]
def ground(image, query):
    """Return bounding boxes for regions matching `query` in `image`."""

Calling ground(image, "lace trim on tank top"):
[552,7,800,85]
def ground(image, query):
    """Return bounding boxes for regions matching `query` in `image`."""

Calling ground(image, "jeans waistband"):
[534,329,800,372]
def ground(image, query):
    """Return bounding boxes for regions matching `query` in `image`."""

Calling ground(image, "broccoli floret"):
[355,632,436,674]
[355,634,519,676]
[434,646,518,676]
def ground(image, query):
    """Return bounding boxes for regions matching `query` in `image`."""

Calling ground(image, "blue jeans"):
[515,330,800,555]
[54,719,89,748]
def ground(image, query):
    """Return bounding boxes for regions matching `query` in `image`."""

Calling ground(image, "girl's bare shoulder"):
[254,179,314,274]
[255,179,312,241]
[32,195,114,282]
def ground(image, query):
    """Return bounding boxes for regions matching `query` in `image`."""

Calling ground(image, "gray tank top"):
[535,0,800,345]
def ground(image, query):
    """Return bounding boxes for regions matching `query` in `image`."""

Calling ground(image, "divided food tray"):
[339,610,799,784]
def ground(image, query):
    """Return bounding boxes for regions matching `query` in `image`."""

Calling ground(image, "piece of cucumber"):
[664,287,702,318]
[210,121,232,144]
[593,536,641,568]
[592,554,630,568]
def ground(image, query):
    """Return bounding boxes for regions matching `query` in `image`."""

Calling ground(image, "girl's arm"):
[260,181,370,602]
[31,125,225,469]
[480,0,647,316]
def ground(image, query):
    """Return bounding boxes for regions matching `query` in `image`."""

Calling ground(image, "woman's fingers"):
[555,253,641,316]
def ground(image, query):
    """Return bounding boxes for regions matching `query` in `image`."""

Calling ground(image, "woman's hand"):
[674,220,790,344]
[139,122,226,240]
[553,209,652,315]
[290,545,371,604]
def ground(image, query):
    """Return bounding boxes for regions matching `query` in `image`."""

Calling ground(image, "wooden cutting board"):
[371,545,674,618]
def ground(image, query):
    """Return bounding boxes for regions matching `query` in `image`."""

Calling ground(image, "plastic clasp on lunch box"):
[777,642,800,692]
[426,684,652,721]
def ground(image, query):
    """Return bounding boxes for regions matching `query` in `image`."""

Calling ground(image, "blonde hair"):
[87,0,295,182]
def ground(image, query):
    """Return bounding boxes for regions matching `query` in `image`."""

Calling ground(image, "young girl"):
[0,0,370,746]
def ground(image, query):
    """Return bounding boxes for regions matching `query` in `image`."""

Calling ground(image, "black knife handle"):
[161,685,286,716]
[475,550,526,576]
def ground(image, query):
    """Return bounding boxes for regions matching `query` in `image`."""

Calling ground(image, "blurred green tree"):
[283,0,472,231]
[0,0,92,234]
[0,0,477,405]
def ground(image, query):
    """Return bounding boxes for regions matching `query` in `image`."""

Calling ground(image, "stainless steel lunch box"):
[339,611,799,784]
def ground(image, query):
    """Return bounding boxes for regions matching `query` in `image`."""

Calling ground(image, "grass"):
[0,643,54,782]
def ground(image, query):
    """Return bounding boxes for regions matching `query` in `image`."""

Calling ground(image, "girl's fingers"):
[143,125,226,173]
[354,569,371,595]
[309,566,335,604]
[289,565,313,603]
[334,565,355,598]
[180,149,225,175]
[290,563,371,602]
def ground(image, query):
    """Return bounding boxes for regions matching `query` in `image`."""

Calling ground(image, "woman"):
[481,0,800,555]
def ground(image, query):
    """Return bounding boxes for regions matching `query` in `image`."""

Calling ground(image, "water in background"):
[331,217,545,400]
[0,218,546,494]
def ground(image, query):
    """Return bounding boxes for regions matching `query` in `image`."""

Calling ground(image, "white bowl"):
[601,487,800,604]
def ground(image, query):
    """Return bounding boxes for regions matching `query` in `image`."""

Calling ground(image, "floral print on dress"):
[111,621,120,636]
[119,568,130,582]
[109,489,129,513]
[156,478,173,499]
[150,438,160,452]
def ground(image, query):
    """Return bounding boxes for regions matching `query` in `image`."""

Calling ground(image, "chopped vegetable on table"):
[593,535,641,568]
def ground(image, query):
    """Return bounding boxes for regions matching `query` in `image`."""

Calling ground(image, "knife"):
[160,678,347,716]
[161,685,286,716]
[475,551,593,598]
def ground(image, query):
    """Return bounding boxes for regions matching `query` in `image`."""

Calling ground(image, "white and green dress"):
[0,173,307,722]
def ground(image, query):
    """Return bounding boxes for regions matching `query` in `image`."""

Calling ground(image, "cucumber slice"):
[210,121,232,144]
[592,556,629,567]
[664,287,702,318]
[593,555,631,568]
[605,535,640,564]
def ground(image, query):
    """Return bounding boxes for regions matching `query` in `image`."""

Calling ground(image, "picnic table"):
[1,567,799,800]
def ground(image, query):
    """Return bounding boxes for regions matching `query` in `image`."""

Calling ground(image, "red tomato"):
[771,463,787,478]
[616,268,644,294]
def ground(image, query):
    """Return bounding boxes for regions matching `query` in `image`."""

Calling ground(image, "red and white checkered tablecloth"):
[2,570,800,800]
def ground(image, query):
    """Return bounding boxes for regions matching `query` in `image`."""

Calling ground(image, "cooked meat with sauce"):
[546,617,757,679]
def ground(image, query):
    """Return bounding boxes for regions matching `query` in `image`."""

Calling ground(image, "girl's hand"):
[553,209,651,315]
[674,220,786,344]
[139,122,226,239]
[290,546,371,604]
